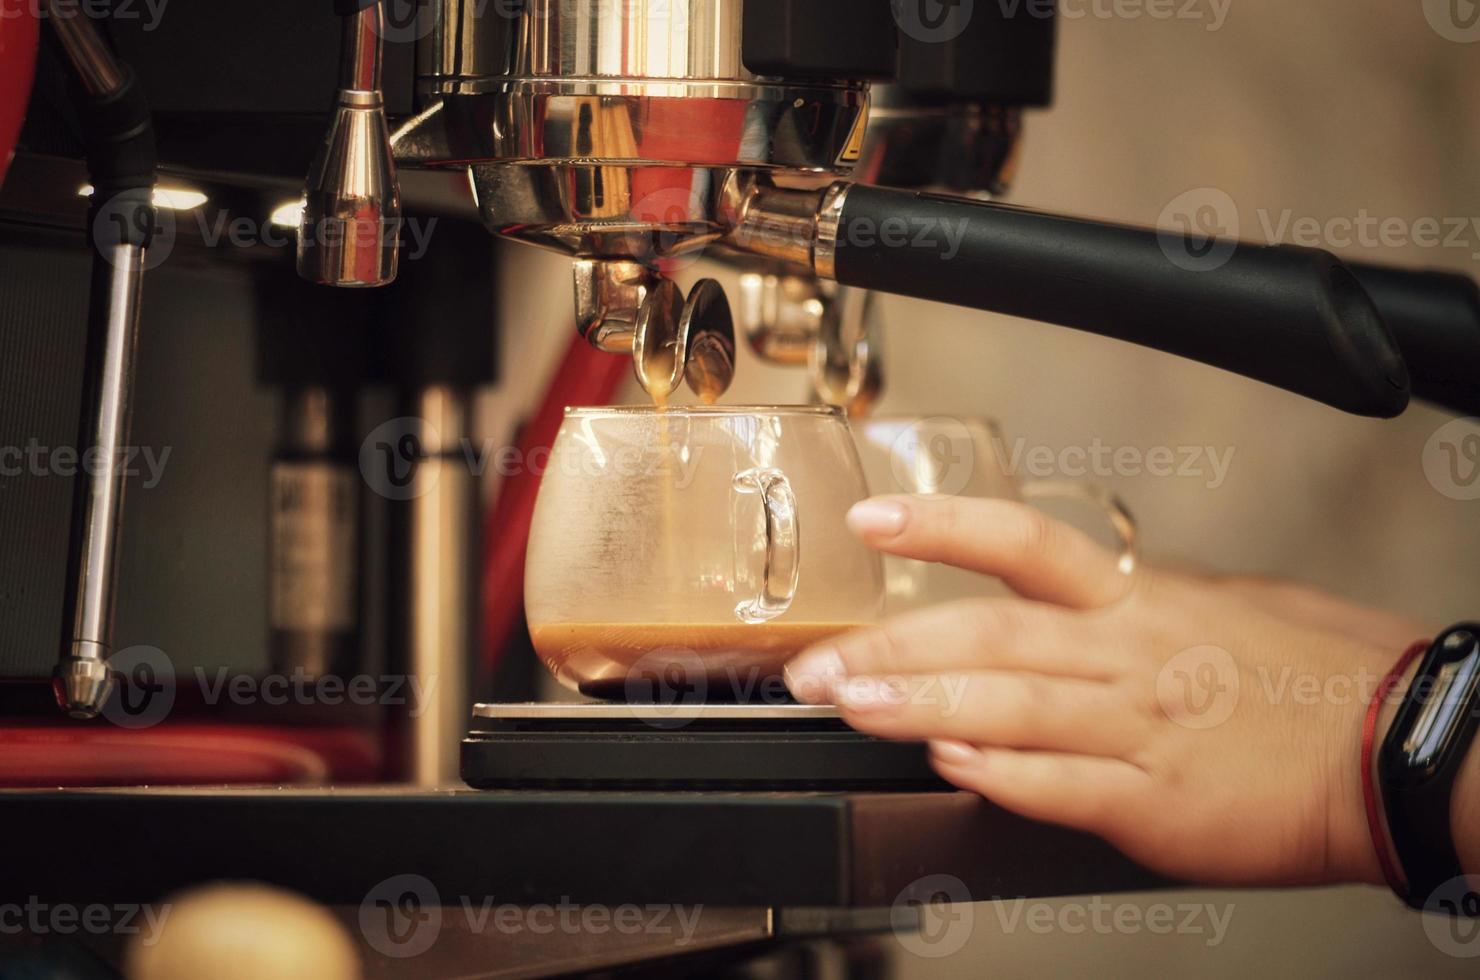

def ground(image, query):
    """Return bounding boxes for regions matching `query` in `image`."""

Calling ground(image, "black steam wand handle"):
[826,185,1411,418]
[1346,263,1480,416]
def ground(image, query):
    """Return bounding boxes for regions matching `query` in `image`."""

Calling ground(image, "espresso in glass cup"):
[525,406,883,700]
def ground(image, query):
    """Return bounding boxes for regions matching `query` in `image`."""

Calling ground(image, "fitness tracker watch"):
[1377,624,1480,912]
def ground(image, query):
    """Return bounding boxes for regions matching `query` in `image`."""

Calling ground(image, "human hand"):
[784,495,1435,888]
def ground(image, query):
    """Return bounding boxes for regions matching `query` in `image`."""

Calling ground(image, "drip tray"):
[462,703,952,791]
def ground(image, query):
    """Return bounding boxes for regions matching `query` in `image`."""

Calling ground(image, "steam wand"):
[297,0,400,288]
[47,0,157,717]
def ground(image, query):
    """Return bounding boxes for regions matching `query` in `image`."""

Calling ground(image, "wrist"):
[1347,628,1480,897]
[1326,645,1423,887]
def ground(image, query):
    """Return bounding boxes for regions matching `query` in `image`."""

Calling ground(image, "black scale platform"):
[462,703,951,791]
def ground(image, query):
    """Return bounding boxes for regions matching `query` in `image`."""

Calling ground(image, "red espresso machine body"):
[0,0,39,187]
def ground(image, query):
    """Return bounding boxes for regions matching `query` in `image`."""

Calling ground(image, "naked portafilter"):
[300,0,1480,416]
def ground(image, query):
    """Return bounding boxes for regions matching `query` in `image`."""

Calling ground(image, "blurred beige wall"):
[488,0,1480,974]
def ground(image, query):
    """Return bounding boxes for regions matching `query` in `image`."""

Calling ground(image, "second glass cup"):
[525,406,883,699]
[853,417,1137,614]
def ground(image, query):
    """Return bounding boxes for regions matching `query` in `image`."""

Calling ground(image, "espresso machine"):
[366,0,1421,418]
[28,0,1480,779]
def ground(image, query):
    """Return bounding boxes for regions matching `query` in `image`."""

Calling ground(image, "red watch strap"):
[1362,639,1430,898]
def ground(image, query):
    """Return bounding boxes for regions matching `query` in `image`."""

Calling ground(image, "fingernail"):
[847,499,909,538]
[929,740,981,767]
[785,647,847,704]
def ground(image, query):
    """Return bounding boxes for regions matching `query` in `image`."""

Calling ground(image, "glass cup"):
[525,406,884,700]
[853,417,1137,614]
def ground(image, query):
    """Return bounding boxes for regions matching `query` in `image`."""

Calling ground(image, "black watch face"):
[1390,628,1480,776]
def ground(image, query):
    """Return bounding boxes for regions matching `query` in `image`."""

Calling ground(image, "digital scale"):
[462,703,951,791]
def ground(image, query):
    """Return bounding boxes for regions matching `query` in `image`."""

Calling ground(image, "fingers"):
[784,600,1127,703]
[928,741,1150,837]
[846,496,1133,609]
[830,671,1147,759]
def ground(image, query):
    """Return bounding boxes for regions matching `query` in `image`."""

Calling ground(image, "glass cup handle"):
[1019,479,1139,576]
[733,467,801,624]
